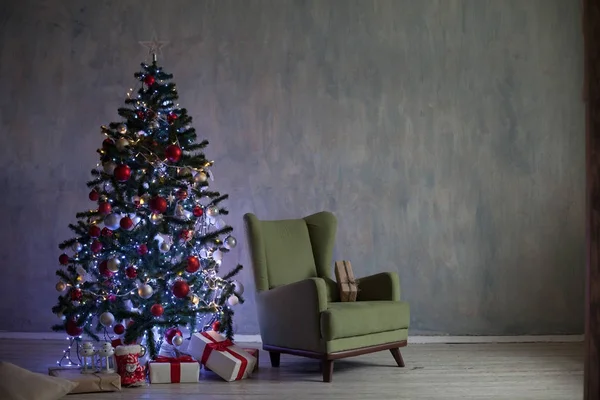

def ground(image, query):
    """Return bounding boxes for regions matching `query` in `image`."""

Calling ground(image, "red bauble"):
[89,225,101,238]
[70,288,82,301]
[143,75,156,86]
[137,244,148,256]
[114,164,131,182]
[136,110,145,119]
[212,321,221,332]
[164,327,182,345]
[101,227,113,237]
[66,319,83,337]
[120,216,134,230]
[176,188,188,200]
[127,320,135,328]
[59,254,69,265]
[192,206,203,217]
[113,323,125,335]
[172,280,190,299]
[89,190,100,201]
[99,261,113,277]
[91,240,103,253]
[108,294,117,302]
[125,266,138,279]
[102,138,114,149]
[167,113,178,124]
[186,256,200,273]
[179,229,192,242]
[149,196,168,213]
[150,304,164,317]
[98,202,111,215]
[165,145,182,163]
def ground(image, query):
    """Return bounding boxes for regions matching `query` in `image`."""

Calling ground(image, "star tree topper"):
[139,34,169,61]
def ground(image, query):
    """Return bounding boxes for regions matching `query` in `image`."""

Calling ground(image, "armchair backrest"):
[243,211,337,292]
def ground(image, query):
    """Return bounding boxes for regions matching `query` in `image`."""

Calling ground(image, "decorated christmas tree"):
[52,51,244,361]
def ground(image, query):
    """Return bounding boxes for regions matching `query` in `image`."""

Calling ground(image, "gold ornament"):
[190,294,200,305]
[55,282,67,292]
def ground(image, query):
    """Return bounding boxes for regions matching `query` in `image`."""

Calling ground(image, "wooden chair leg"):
[269,351,281,367]
[322,359,334,382]
[390,348,405,367]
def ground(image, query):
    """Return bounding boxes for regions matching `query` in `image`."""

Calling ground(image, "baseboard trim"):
[0,331,583,344]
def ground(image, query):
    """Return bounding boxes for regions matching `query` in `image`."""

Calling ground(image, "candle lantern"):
[80,342,97,374]
[97,342,116,373]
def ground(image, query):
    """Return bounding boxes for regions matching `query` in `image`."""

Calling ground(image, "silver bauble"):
[138,284,153,299]
[103,162,116,175]
[224,235,237,249]
[117,124,128,134]
[160,242,171,253]
[172,334,183,347]
[233,280,244,295]
[206,206,218,217]
[194,171,208,183]
[104,214,121,230]
[55,281,67,292]
[99,312,115,327]
[116,138,130,152]
[107,258,120,272]
[71,242,83,252]
[227,295,239,306]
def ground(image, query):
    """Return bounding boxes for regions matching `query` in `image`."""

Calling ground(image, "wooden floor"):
[0,339,583,399]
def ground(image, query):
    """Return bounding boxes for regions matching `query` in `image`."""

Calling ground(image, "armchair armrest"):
[356,272,400,301]
[256,277,328,352]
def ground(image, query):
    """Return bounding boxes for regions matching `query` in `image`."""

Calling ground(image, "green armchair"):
[243,211,410,382]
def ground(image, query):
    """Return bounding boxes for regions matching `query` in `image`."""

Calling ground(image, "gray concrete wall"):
[0,0,584,335]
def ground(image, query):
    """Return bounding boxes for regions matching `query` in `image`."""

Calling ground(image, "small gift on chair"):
[334,260,358,302]
[148,355,200,384]
[187,331,256,382]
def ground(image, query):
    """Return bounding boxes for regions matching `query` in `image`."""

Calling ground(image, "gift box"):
[148,355,200,384]
[48,367,121,394]
[334,260,358,302]
[187,331,256,382]
[243,348,259,373]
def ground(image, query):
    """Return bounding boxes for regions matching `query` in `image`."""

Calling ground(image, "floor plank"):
[0,339,583,399]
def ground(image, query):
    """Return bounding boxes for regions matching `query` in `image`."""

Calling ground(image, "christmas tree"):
[52,53,244,360]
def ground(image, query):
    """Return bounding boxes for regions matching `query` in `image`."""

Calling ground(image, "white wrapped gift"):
[187,331,256,382]
[148,355,199,384]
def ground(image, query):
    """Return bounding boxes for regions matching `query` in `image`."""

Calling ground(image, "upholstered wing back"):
[243,211,338,292]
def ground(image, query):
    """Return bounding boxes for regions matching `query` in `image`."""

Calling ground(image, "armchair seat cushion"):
[320,301,410,341]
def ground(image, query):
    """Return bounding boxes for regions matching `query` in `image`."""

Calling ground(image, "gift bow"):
[200,332,248,381]
[152,355,195,383]
[207,339,234,352]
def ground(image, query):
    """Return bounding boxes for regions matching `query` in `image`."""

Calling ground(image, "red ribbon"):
[153,355,195,383]
[199,332,248,380]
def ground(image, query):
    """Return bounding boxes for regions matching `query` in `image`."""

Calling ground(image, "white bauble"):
[103,162,116,175]
[138,284,153,299]
[104,213,120,230]
[227,295,239,306]
[206,206,218,217]
[215,219,226,229]
[71,242,83,252]
[107,258,120,272]
[212,249,223,262]
[116,138,130,152]
[99,312,115,327]
[233,280,244,295]
[224,236,237,249]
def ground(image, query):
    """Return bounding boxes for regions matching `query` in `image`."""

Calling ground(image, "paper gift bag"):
[187,331,256,382]
[148,355,199,384]
[334,260,358,302]
[48,367,121,394]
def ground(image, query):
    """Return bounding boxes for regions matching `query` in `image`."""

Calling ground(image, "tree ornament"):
[176,188,188,200]
[114,164,131,182]
[115,138,130,152]
[120,216,134,231]
[117,124,128,134]
[102,138,114,149]
[172,334,183,347]
[149,196,168,213]
[167,112,178,124]
[125,266,138,279]
[175,204,185,217]
[186,256,200,273]
[159,242,171,253]
[192,206,203,217]
[178,167,192,177]
[66,319,83,337]
[179,229,193,242]
[55,281,67,292]
[224,235,237,249]
[233,280,244,295]
[212,249,223,262]
[107,258,121,272]
[98,202,112,215]
[99,312,115,327]
[212,321,221,332]
[89,225,101,238]
[143,75,155,86]
[71,242,83,252]
[136,110,145,120]
[194,171,208,183]
[227,295,239,306]
[172,280,190,298]
[113,323,125,335]
[138,284,153,299]
[137,244,148,255]
[91,240,103,253]
[89,190,100,201]
[164,327,182,345]
[108,294,117,302]
[99,261,114,277]
[59,254,70,265]
[103,162,117,175]
[104,213,120,230]
[150,304,164,317]
[165,145,182,163]
[189,294,200,306]
[101,227,113,237]
[70,288,83,301]
[206,206,218,217]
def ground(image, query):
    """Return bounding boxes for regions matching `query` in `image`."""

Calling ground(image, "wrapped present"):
[48,367,121,394]
[148,355,200,384]
[334,260,358,302]
[243,348,259,373]
[187,331,256,382]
